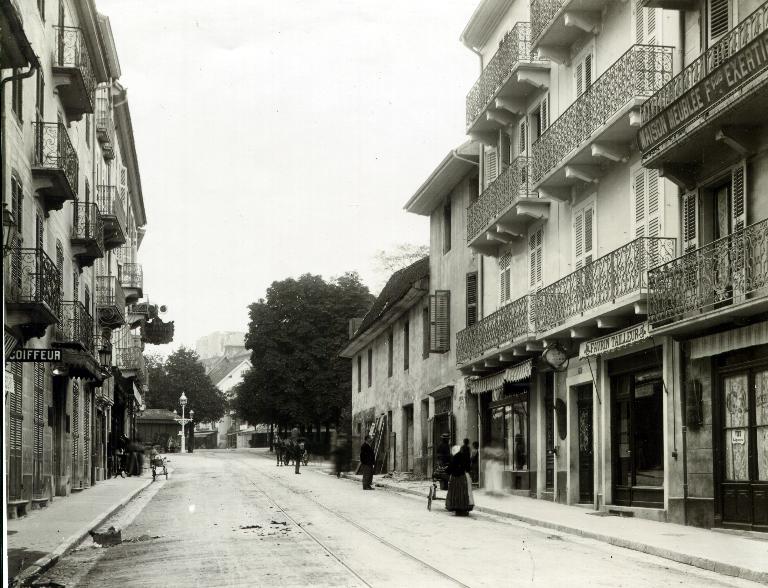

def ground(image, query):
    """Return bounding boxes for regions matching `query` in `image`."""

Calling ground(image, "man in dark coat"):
[360,435,375,490]
[436,433,452,469]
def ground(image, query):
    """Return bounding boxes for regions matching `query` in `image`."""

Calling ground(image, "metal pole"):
[180,404,186,454]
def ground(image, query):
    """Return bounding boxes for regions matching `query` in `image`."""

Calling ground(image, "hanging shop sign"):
[542,344,568,370]
[580,322,650,358]
[7,348,62,362]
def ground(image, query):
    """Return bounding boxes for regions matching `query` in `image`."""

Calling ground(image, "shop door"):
[720,369,768,531]
[404,405,414,472]
[8,363,23,500]
[52,377,67,493]
[577,385,594,503]
[613,370,664,508]
[545,381,554,490]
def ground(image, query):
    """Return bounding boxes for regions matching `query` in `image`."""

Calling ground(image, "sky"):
[97,0,478,353]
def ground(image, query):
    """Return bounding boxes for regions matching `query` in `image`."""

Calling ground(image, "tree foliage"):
[374,243,429,276]
[234,272,374,429]
[144,347,226,425]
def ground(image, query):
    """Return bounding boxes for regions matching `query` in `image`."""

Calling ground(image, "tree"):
[144,347,226,425]
[236,272,374,431]
[374,243,429,275]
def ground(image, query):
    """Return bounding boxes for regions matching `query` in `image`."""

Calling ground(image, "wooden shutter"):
[499,254,511,305]
[731,161,747,232]
[540,95,549,132]
[485,147,498,188]
[634,168,646,237]
[519,120,527,154]
[633,168,661,238]
[575,53,592,97]
[119,163,128,205]
[387,330,393,377]
[634,0,659,44]
[574,202,595,269]
[357,356,361,392]
[429,290,450,353]
[11,177,23,241]
[576,61,584,97]
[529,227,543,290]
[708,0,730,45]
[36,210,44,249]
[584,54,592,88]
[466,272,478,327]
[681,191,699,253]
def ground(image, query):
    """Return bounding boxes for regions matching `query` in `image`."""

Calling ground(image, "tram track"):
[232,458,472,588]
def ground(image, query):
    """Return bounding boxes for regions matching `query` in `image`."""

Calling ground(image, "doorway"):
[577,384,594,503]
[52,376,68,495]
[545,374,555,491]
[402,404,414,472]
[719,367,768,531]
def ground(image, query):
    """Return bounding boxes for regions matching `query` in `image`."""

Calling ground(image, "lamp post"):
[174,392,193,454]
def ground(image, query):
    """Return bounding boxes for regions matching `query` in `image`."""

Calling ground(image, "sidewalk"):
[337,471,768,584]
[6,473,153,585]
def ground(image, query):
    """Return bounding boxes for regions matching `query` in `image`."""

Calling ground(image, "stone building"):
[2,0,165,518]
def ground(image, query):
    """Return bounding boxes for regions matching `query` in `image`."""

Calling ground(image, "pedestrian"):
[360,434,375,490]
[275,436,283,466]
[470,441,480,484]
[445,445,474,516]
[332,435,350,478]
[436,433,451,469]
[288,428,302,474]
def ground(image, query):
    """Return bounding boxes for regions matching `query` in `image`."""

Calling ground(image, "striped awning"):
[469,359,533,394]
[690,321,768,359]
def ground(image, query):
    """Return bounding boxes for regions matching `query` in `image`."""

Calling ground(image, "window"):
[708,0,731,46]
[634,0,658,45]
[484,146,499,189]
[357,356,362,392]
[499,255,511,305]
[518,120,527,155]
[443,201,452,253]
[632,167,662,240]
[466,272,478,326]
[429,290,450,353]
[11,71,22,121]
[367,348,373,388]
[387,330,394,377]
[422,307,430,359]
[403,320,410,371]
[533,94,549,140]
[574,51,593,97]
[35,70,44,119]
[681,191,699,253]
[573,200,596,269]
[529,227,543,290]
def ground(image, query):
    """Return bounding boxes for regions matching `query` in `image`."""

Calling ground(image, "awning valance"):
[58,348,104,383]
[690,321,768,359]
[469,359,533,395]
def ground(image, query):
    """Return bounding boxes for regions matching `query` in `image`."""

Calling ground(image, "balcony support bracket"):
[629,109,643,128]
[565,165,600,184]
[486,109,517,127]
[525,341,544,352]
[634,302,648,315]
[659,162,699,191]
[496,222,524,238]
[498,353,517,362]
[597,317,627,329]
[591,142,629,163]
[516,199,551,220]
[495,97,526,115]
[469,131,498,146]
[537,45,569,65]
[715,126,759,156]
[570,327,598,339]
[563,11,601,35]
[486,231,513,244]
[517,70,550,90]
[484,359,500,368]
[539,186,570,202]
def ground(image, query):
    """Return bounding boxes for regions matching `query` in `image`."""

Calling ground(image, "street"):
[41,450,762,588]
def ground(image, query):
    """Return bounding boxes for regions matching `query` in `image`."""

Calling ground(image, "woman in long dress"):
[445,445,474,515]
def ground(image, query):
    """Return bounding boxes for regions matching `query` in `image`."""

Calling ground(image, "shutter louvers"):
[731,162,746,232]
[585,53,592,89]
[466,273,478,326]
[485,148,498,186]
[584,207,594,265]
[574,210,584,269]
[519,120,527,154]
[576,62,584,96]
[430,291,450,353]
[709,0,730,42]
[634,169,646,237]
[682,192,699,253]
[542,95,549,131]
[529,228,543,290]
[635,0,644,43]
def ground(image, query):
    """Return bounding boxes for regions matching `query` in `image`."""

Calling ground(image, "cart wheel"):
[120,470,126,478]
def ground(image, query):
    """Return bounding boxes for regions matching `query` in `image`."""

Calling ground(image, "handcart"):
[151,456,168,481]
[427,464,449,511]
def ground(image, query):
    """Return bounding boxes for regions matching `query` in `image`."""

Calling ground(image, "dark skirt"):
[445,473,473,513]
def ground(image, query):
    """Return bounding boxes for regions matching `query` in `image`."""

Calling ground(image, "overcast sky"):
[98,0,478,352]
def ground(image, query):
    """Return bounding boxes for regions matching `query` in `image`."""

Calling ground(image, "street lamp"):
[174,392,193,454]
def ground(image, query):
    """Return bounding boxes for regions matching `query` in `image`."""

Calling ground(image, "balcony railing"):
[466,23,542,127]
[53,26,95,107]
[55,301,94,353]
[4,247,61,316]
[95,86,115,159]
[117,336,146,380]
[96,275,126,325]
[534,237,676,333]
[641,0,768,124]
[72,201,104,247]
[456,295,535,365]
[531,45,673,184]
[96,184,126,233]
[467,156,531,243]
[33,122,79,194]
[120,263,143,291]
[649,218,768,327]
[530,0,564,47]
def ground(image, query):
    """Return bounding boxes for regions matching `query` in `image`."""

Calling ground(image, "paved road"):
[44,450,762,587]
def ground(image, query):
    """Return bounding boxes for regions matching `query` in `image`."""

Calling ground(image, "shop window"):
[489,392,529,471]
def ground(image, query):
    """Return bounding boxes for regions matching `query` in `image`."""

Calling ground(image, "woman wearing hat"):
[445,444,474,515]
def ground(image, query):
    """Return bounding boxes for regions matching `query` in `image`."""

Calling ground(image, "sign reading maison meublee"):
[638,28,768,154]
[579,323,650,358]
[8,348,62,362]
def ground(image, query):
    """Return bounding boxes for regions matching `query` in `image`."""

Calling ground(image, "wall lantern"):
[542,343,569,371]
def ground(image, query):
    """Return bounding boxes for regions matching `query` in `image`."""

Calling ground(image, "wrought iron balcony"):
[531,45,672,189]
[52,26,95,119]
[649,218,768,333]
[534,237,676,336]
[96,275,126,329]
[467,157,550,254]
[120,262,144,303]
[70,201,104,268]
[54,301,94,353]
[4,247,62,339]
[465,23,549,133]
[456,295,536,366]
[530,0,608,52]
[96,184,127,250]
[95,86,115,160]
[116,335,146,381]
[32,122,79,214]
[639,0,768,163]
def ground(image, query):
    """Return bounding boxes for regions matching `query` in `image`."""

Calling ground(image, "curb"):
[12,476,154,587]
[345,475,768,585]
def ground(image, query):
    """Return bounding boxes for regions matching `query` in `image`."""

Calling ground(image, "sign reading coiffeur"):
[579,323,650,358]
[7,348,62,362]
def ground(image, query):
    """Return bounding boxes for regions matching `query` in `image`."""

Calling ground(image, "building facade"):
[2,0,167,518]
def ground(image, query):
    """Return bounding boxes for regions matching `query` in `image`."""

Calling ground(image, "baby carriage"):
[151,455,168,481]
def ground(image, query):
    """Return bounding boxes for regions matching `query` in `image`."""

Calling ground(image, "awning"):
[690,321,768,359]
[58,348,104,383]
[133,382,143,407]
[469,359,533,395]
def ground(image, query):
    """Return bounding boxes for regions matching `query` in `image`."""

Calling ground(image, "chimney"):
[348,318,363,339]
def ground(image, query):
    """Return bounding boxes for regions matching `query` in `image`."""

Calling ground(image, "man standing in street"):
[275,436,283,466]
[360,434,375,490]
[289,428,302,474]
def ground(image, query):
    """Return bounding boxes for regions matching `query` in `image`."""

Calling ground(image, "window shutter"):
[541,95,549,131]
[119,163,128,204]
[519,120,527,154]
[574,209,584,269]
[731,161,747,232]
[634,168,647,238]
[485,147,498,187]
[12,177,23,240]
[584,53,592,88]
[584,206,594,265]
[36,210,44,249]
[576,62,584,97]
[499,254,511,305]
[635,0,645,43]
[708,0,730,44]
[529,227,543,290]
[466,273,478,327]
[647,168,661,237]
[429,291,450,353]
[682,191,699,253]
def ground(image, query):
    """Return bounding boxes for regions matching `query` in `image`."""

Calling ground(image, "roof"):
[460,0,515,50]
[113,82,146,228]
[403,142,478,216]
[207,351,251,386]
[97,13,121,79]
[340,257,429,358]
[137,408,178,423]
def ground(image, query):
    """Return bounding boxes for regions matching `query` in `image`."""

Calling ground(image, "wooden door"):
[578,385,594,503]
